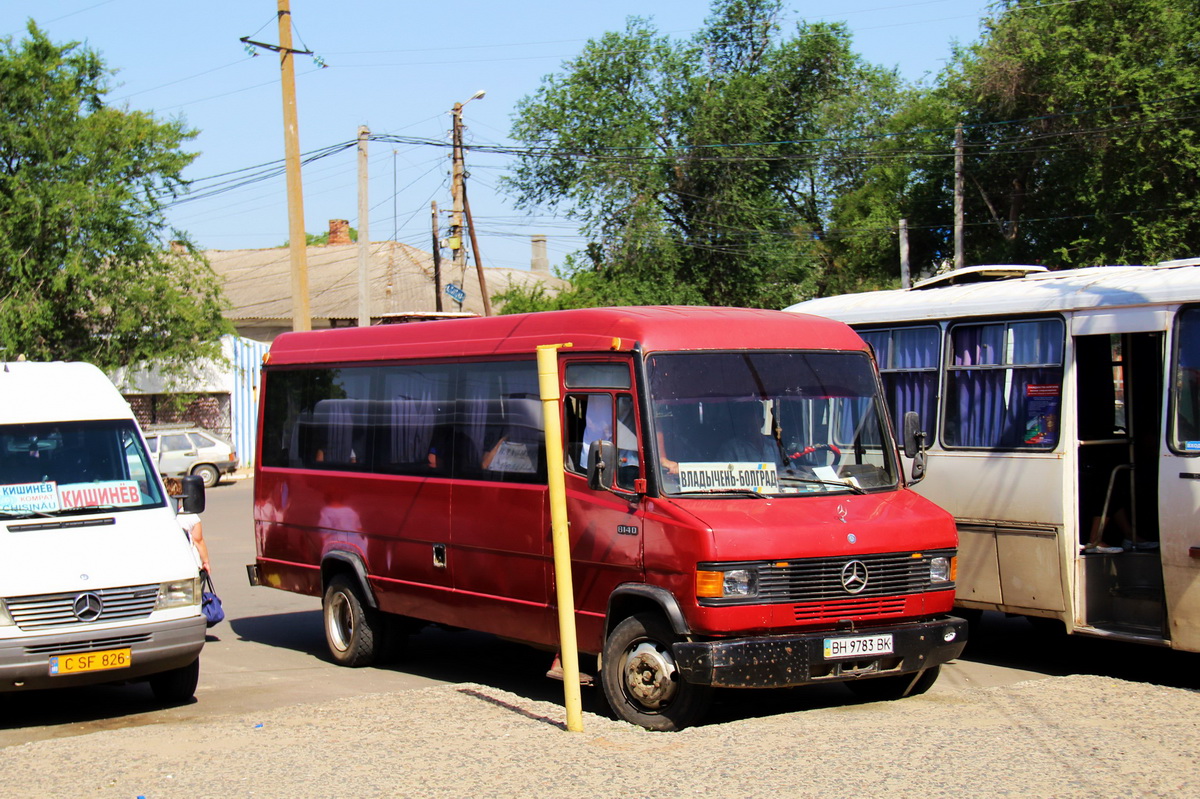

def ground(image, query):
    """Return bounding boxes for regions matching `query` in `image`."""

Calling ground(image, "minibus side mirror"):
[180,474,206,514]
[587,440,617,492]
[902,411,927,484]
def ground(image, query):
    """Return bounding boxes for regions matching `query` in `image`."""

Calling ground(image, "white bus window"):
[858,326,940,443]
[944,318,1064,450]
[1172,307,1200,453]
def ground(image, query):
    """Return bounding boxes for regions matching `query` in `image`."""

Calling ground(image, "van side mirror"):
[587,440,617,492]
[180,474,206,514]
[902,411,927,483]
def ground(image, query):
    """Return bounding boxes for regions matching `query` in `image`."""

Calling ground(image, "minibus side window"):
[944,318,1064,450]
[1171,307,1200,454]
[459,362,545,483]
[565,392,639,491]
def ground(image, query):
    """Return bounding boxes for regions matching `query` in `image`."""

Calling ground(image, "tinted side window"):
[944,318,1064,450]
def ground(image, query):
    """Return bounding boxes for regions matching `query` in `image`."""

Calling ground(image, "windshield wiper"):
[678,489,769,499]
[778,475,865,494]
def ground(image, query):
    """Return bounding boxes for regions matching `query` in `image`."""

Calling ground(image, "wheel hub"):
[622,641,678,709]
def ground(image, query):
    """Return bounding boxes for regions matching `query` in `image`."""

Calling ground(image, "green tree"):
[503,0,902,310]
[934,0,1200,266]
[0,24,231,372]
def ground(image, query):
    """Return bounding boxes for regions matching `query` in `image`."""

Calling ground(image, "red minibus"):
[248,306,966,729]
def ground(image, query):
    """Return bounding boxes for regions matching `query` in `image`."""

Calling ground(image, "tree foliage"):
[928,0,1200,266]
[500,0,1200,308]
[503,0,902,309]
[0,24,230,372]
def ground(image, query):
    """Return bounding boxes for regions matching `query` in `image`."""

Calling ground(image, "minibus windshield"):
[0,420,165,517]
[647,351,898,496]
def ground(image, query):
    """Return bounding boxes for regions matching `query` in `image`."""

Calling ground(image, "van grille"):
[758,552,950,602]
[25,633,152,656]
[5,585,159,631]
[792,596,908,623]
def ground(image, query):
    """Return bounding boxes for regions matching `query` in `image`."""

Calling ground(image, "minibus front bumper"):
[672,615,968,689]
[0,615,207,692]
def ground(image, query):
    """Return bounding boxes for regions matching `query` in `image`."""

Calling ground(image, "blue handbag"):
[201,570,225,628]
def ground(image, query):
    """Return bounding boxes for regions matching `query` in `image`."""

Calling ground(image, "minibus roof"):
[0,361,131,424]
[784,262,1200,325]
[265,306,866,365]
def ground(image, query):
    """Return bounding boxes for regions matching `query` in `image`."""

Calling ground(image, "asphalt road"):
[2,477,1198,748]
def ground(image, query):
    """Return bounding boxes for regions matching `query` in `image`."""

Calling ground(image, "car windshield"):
[647,351,899,496]
[0,420,165,517]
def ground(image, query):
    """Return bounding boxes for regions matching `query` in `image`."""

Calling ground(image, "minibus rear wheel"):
[323,574,382,667]
[601,612,712,731]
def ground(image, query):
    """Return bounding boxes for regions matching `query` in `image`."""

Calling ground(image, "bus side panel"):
[1160,455,1200,651]
[447,480,556,646]
[919,452,1068,613]
[256,470,456,613]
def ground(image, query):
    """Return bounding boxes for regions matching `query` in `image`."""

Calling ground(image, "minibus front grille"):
[755,551,952,603]
[5,585,160,631]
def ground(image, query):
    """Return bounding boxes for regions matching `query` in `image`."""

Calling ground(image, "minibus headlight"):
[156,578,199,610]
[696,568,759,599]
[930,556,951,583]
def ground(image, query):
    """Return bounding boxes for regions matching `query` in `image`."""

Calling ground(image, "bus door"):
[1073,328,1166,639]
[1162,306,1200,651]
[561,360,645,650]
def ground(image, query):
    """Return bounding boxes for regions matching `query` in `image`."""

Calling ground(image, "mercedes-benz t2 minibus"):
[249,306,965,729]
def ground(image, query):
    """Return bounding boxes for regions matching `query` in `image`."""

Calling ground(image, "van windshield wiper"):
[0,508,55,518]
[678,488,769,499]
[778,475,865,495]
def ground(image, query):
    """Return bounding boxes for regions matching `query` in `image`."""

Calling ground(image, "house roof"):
[205,241,567,322]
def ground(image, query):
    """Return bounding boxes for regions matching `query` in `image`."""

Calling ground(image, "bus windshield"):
[0,420,165,517]
[647,351,898,496]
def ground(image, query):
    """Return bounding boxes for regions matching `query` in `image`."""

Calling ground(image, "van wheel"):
[846,665,940,703]
[601,613,711,731]
[149,657,199,704]
[192,463,220,488]
[323,574,382,667]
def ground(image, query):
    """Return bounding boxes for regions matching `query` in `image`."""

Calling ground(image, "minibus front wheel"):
[323,574,382,667]
[601,612,712,731]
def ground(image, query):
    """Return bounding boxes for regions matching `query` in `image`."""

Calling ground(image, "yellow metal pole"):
[537,342,582,732]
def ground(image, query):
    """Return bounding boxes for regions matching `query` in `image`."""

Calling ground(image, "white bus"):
[787,261,1200,650]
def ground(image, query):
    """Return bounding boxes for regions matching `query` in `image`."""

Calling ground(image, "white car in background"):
[144,425,239,488]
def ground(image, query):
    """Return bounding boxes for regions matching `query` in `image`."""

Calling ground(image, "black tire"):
[845,664,941,703]
[601,613,712,731]
[192,463,221,488]
[149,657,200,704]
[323,574,383,667]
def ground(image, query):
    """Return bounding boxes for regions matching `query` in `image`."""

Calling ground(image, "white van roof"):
[0,361,132,424]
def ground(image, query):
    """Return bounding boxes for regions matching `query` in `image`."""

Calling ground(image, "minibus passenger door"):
[1162,309,1200,649]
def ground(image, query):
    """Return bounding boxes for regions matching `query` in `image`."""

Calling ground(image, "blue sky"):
[2,1,993,283]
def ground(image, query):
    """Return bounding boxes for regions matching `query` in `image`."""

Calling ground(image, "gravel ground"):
[2,674,1196,798]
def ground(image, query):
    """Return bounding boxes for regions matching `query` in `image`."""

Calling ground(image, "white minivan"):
[0,362,207,701]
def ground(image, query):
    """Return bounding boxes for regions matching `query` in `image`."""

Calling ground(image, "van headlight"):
[697,568,759,599]
[930,556,952,583]
[156,577,200,609]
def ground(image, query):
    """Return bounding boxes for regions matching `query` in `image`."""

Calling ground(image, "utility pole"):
[899,218,911,289]
[277,0,310,331]
[450,91,485,311]
[356,125,370,327]
[954,122,964,271]
[431,201,443,311]
[462,181,492,316]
